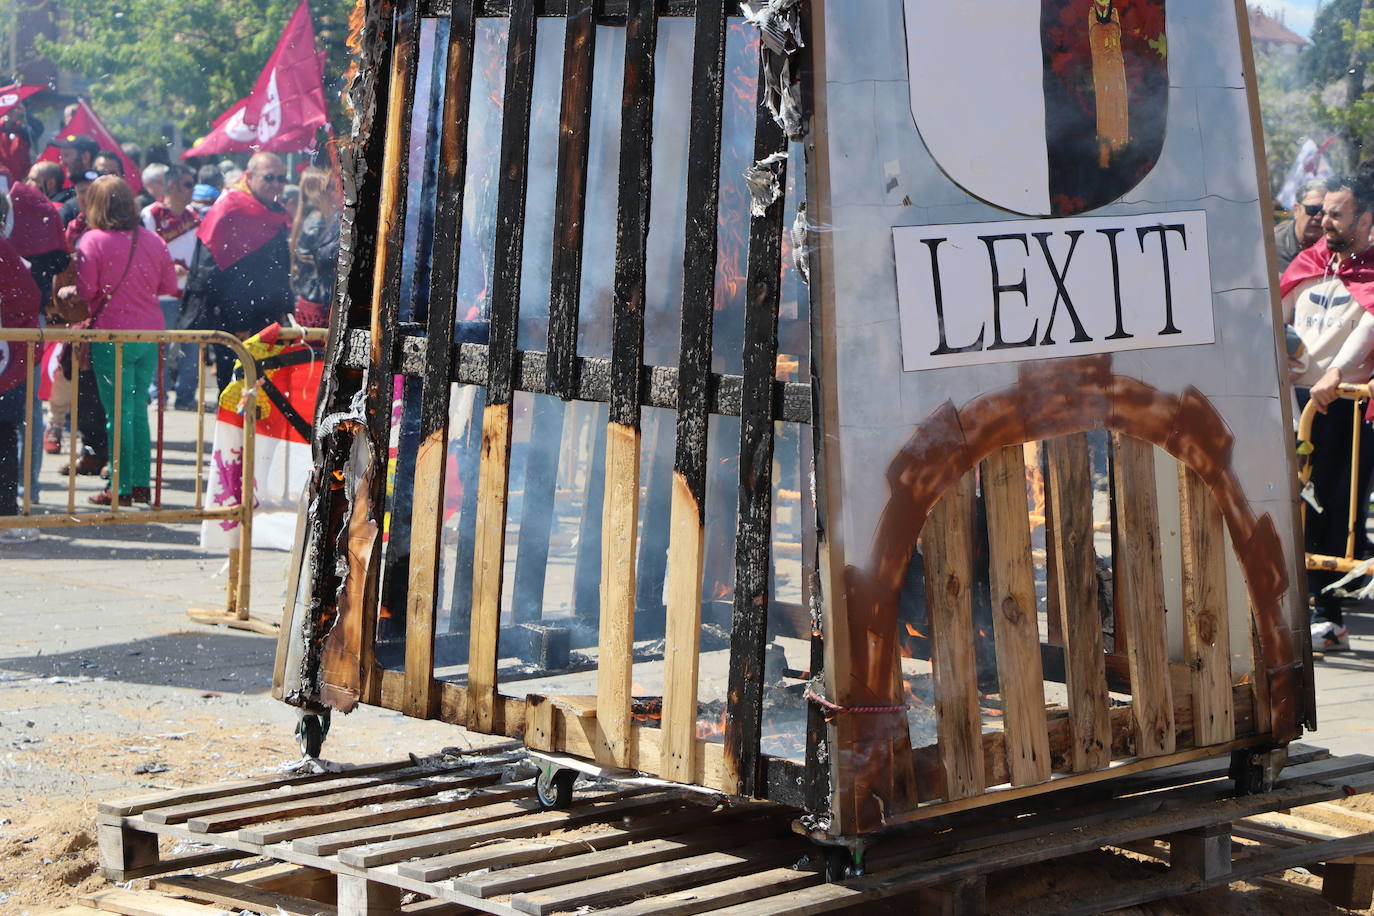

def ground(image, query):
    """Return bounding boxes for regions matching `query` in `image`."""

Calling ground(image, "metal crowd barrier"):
[0,327,328,635]
[1297,382,1373,574]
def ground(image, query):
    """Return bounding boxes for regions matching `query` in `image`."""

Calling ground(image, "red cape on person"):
[3,174,65,258]
[1280,237,1374,314]
[196,186,291,271]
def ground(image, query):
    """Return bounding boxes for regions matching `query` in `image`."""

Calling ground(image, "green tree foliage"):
[35,0,354,150]
[1300,0,1363,87]
[1256,50,1328,195]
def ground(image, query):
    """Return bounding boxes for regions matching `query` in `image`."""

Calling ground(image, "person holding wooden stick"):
[1281,174,1374,651]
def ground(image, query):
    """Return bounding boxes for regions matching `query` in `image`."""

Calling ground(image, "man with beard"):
[1281,175,1374,652]
[1275,179,1328,272]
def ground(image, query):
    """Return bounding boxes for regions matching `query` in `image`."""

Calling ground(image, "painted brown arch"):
[838,354,1301,768]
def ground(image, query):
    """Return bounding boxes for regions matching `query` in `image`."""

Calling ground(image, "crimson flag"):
[0,85,46,121]
[39,99,143,193]
[183,0,328,158]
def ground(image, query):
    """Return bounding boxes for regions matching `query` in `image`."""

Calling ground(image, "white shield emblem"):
[904,0,1169,216]
[224,106,256,143]
[256,71,283,145]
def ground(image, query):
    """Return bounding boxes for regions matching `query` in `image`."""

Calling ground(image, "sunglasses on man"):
[1302,203,1325,217]
[255,173,288,183]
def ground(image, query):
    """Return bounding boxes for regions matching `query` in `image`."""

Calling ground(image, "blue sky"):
[1263,0,1322,38]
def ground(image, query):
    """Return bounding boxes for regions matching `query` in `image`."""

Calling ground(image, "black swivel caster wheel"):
[536,767,576,810]
[297,711,330,759]
[823,847,851,882]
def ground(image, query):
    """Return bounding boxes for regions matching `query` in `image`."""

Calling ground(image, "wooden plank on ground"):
[396,802,712,882]
[236,775,516,845]
[467,0,538,733]
[1178,463,1234,746]
[148,875,337,916]
[332,791,670,868]
[99,760,414,818]
[458,819,778,898]
[1044,432,1111,772]
[659,0,730,785]
[188,771,499,834]
[722,44,790,799]
[920,471,985,800]
[1112,433,1176,757]
[596,0,658,769]
[981,444,1052,786]
[286,786,613,859]
[510,837,800,915]
[590,866,824,916]
[79,889,217,916]
[140,764,468,826]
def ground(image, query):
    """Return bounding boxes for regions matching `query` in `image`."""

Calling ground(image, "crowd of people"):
[1276,173,1374,653]
[0,98,341,540]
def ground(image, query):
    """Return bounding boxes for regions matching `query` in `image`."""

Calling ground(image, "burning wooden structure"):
[277,0,1312,845]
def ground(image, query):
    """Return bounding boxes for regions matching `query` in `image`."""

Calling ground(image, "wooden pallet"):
[92,744,1374,915]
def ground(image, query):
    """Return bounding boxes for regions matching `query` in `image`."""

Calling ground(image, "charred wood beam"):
[467,0,539,732]
[724,51,790,797]
[658,0,728,782]
[398,0,478,718]
[545,0,597,399]
[345,330,812,423]
[421,0,702,18]
[294,0,416,712]
[596,0,658,769]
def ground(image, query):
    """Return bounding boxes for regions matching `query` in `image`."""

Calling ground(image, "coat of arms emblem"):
[905,0,1168,216]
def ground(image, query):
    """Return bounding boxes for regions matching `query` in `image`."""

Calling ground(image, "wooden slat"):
[186,772,498,834]
[1112,433,1176,757]
[723,50,790,797]
[981,444,1052,786]
[139,764,464,825]
[921,472,985,800]
[79,889,216,916]
[334,791,667,868]
[146,876,337,916]
[457,820,777,898]
[99,760,414,818]
[1045,433,1112,772]
[1178,464,1235,747]
[235,776,515,845]
[596,0,658,769]
[509,837,799,915]
[545,0,597,399]
[590,867,824,916]
[402,0,477,719]
[398,802,711,882]
[293,785,585,858]
[467,0,538,732]
[659,0,730,785]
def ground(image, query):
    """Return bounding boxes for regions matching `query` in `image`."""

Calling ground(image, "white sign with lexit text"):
[894,210,1214,372]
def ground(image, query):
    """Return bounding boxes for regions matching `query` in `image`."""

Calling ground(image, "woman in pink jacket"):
[63,176,178,505]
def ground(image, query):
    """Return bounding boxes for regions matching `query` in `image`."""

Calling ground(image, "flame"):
[905,623,924,638]
[696,709,729,739]
[713,581,731,600]
[1024,442,1047,530]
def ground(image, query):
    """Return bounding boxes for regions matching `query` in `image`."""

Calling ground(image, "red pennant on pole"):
[0,85,46,121]
[39,99,142,194]
[184,0,328,159]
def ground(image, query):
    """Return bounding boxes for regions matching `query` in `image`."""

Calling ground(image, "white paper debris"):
[745,151,789,217]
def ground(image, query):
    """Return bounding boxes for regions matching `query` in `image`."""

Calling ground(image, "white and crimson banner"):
[184,0,328,158]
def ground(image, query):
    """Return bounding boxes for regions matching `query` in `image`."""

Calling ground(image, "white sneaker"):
[0,527,40,543]
[1311,620,1351,652]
